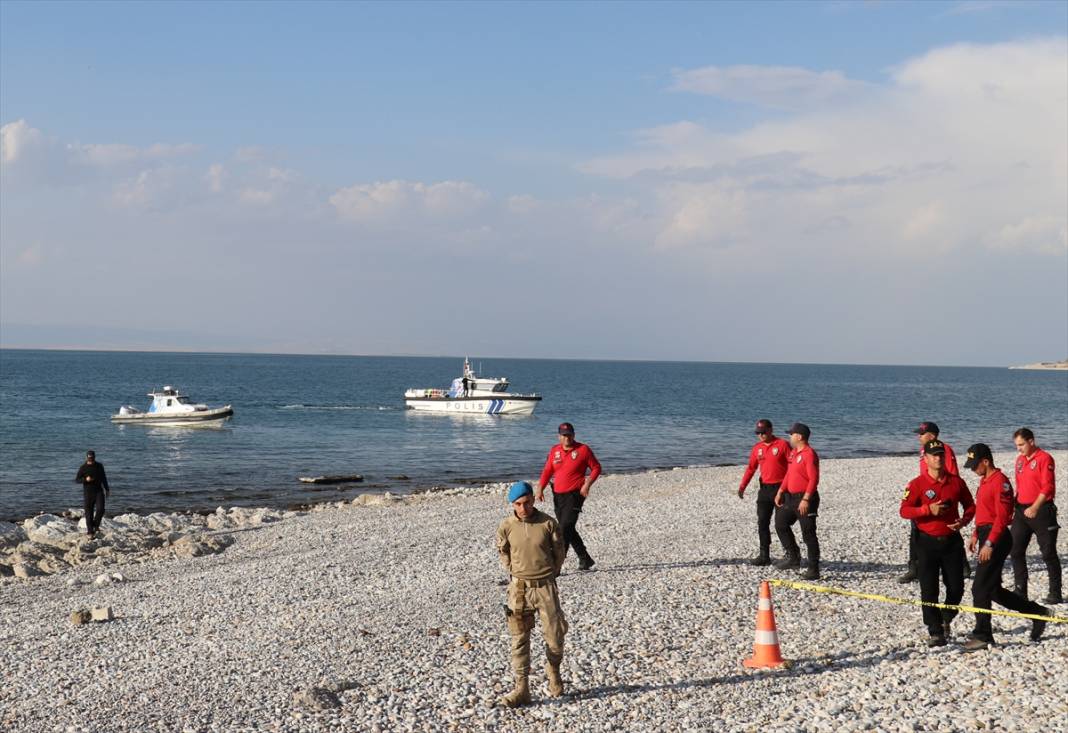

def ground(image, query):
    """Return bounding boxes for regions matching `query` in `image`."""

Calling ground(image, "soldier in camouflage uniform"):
[496,481,568,707]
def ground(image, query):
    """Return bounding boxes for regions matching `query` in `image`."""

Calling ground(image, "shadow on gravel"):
[584,558,905,575]
[556,645,924,703]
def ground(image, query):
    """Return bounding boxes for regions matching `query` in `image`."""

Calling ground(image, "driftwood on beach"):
[298,474,364,484]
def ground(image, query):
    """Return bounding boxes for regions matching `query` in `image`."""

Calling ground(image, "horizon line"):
[1,344,1055,370]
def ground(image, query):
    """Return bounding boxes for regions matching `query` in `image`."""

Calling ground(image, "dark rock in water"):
[298,475,364,484]
[388,475,410,481]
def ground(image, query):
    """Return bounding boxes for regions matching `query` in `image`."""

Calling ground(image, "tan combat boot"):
[499,677,531,708]
[546,663,564,697]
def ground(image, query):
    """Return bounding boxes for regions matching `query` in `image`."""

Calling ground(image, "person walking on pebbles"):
[496,481,568,707]
[899,439,975,647]
[536,422,602,571]
[900,421,967,584]
[737,419,790,566]
[961,443,1048,651]
[74,450,110,537]
[773,423,821,580]
[1009,428,1061,605]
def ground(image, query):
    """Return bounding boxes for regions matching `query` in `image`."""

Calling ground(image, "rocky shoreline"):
[2,453,1066,732]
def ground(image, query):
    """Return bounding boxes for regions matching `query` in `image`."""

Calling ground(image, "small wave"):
[279,404,396,412]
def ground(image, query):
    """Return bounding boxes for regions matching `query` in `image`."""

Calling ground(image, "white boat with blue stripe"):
[111,386,234,426]
[404,358,541,416]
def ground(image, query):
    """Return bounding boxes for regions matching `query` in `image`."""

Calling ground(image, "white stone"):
[90,606,113,622]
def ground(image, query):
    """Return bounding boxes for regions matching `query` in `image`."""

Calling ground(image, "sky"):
[1,0,1066,366]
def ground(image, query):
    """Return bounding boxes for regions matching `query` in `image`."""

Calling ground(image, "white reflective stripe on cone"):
[758,599,772,610]
[754,630,779,645]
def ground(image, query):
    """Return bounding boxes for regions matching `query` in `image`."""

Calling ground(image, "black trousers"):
[907,523,918,566]
[916,531,964,635]
[775,492,819,564]
[755,481,781,554]
[83,486,106,532]
[1009,502,1061,599]
[553,490,591,562]
[971,525,1045,641]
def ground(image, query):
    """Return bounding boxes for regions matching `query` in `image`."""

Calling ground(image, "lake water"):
[1,349,1065,520]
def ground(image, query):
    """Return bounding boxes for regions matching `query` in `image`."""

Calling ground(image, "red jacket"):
[539,441,602,494]
[781,445,819,496]
[739,437,791,490]
[900,470,975,537]
[973,469,1015,545]
[919,441,958,477]
[1015,449,1056,504]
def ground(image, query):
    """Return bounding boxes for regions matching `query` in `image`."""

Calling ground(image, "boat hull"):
[111,406,234,426]
[404,396,540,416]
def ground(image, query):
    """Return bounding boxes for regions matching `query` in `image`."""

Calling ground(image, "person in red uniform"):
[738,419,791,566]
[962,443,1048,651]
[899,421,963,583]
[1009,428,1061,604]
[536,422,602,571]
[773,423,821,580]
[899,440,975,646]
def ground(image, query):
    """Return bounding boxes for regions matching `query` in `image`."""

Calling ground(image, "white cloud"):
[670,64,870,109]
[330,180,489,224]
[1,119,45,163]
[1,119,199,186]
[585,38,1068,259]
[986,216,1068,256]
[205,163,225,193]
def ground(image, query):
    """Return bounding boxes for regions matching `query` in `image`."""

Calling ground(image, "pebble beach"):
[2,452,1067,732]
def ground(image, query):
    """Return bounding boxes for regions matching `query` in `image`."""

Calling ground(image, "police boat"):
[404,358,541,415]
[111,386,234,426]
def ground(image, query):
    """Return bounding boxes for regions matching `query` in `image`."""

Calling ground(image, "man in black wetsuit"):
[74,450,110,537]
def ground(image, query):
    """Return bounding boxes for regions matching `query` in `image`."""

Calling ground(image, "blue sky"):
[2,1,1066,364]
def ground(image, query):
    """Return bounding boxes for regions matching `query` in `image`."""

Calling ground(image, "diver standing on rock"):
[74,450,110,537]
[496,481,568,707]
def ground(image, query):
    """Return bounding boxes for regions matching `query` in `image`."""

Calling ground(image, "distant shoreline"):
[1009,360,1068,370]
[0,345,1057,369]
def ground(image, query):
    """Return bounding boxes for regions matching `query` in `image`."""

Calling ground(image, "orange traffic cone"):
[743,581,786,669]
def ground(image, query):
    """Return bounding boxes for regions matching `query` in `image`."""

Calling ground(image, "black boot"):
[749,550,771,566]
[774,552,800,570]
[897,561,918,584]
[577,554,596,571]
[800,562,820,580]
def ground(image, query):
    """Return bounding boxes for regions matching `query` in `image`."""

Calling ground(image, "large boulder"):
[22,516,78,549]
[144,513,188,533]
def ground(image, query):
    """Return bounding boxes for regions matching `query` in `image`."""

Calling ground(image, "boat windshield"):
[176,397,194,404]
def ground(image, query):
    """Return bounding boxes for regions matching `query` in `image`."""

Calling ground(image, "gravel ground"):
[2,452,1066,732]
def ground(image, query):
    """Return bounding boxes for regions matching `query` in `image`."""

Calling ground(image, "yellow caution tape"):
[767,578,1068,624]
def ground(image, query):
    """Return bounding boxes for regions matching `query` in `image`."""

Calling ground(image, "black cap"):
[963,443,993,469]
[86,450,95,458]
[755,419,773,435]
[923,440,946,456]
[787,422,810,440]
[914,421,940,436]
[557,422,575,436]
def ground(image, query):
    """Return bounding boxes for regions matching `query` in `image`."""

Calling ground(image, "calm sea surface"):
[1,349,1065,520]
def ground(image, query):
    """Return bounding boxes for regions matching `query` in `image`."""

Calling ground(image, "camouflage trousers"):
[506,576,568,679]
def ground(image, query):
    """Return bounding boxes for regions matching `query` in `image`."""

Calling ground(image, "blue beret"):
[508,481,533,503]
